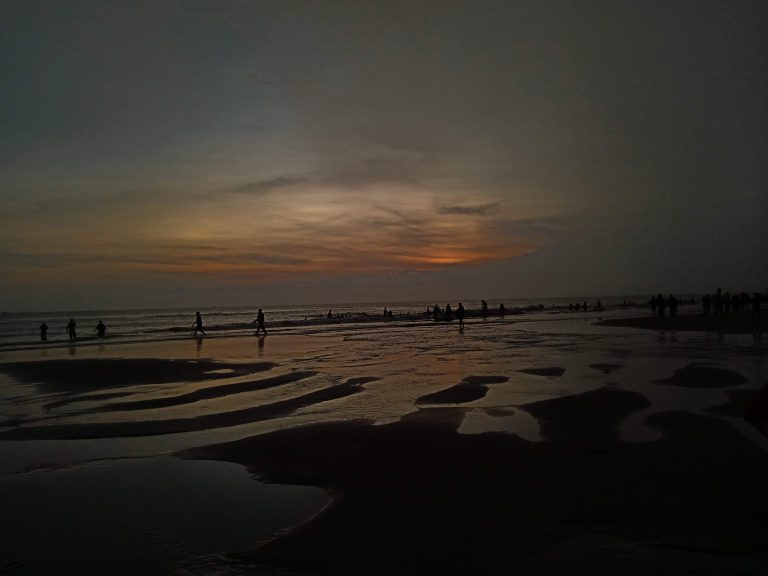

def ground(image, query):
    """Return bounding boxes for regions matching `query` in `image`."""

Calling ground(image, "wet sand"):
[590,363,623,374]
[0,358,276,392]
[597,313,762,334]
[1,327,767,574]
[519,366,566,377]
[415,375,509,405]
[745,384,768,439]
[655,363,750,388]
[183,398,767,575]
[0,374,368,440]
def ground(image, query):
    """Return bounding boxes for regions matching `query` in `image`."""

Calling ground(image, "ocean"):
[0,295,659,351]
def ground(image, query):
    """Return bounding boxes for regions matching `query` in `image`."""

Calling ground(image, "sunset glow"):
[2,5,766,576]
[1,1,766,310]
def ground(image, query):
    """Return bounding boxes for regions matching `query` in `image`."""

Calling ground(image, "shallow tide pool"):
[0,456,329,575]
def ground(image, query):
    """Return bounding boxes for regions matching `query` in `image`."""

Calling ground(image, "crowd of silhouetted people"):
[33,289,765,344]
[649,293,680,317]
[24,298,613,345]
[567,300,603,312]
[700,288,760,316]
[648,288,763,335]
[37,318,107,342]
[424,300,508,328]
[647,288,763,320]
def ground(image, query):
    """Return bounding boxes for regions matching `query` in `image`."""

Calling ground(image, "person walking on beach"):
[457,302,465,330]
[433,304,441,322]
[714,288,723,315]
[254,308,267,335]
[95,320,107,338]
[39,322,48,341]
[668,295,678,317]
[481,300,488,320]
[66,318,77,341]
[445,303,453,322]
[192,312,206,336]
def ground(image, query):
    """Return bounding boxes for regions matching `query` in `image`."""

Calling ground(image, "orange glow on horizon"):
[1,182,551,290]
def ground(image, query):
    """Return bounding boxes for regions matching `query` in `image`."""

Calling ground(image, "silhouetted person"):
[327,309,332,319]
[445,303,453,322]
[655,293,665,317]
[95,320,107,338]
[66,318,77,341]
[457,302,465,330]
[433,304,440,322]
[582,301,588,312]
[383,307,388,318]
[702,293,712,315]
[39,322,48,341]
[192,311,206,336]
[596,299,602,312]
[481,299,488,319]
[499,303,506,316]
[650,296,658,316]
[254,308,267,335]
[668,294,678,317]
[714,288,723,315]
[740,292,751,313]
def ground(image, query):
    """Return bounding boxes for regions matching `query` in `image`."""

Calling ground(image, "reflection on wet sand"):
[0,320,766,574]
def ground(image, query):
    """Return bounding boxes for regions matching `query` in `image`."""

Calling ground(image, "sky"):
[1,0,767,311]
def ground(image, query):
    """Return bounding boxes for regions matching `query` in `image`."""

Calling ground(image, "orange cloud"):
[1,182,559,288]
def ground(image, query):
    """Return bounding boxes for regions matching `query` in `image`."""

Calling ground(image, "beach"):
[5,1,767,573]
[1,311,767,574]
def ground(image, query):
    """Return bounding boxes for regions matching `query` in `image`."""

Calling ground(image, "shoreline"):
[0,301,655,354]
[1,314,766,574]
[0,332,342,364]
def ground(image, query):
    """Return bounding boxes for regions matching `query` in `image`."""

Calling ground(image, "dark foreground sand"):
[597,313,762,334]
[415,375,510,404]
[2,334,767,575]
[182,387,768,575]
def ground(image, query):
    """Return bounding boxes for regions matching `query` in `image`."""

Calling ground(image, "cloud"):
[436,202,500,216]
[3,1,766,311]
[229,144,432,197]
[319,155,427,189]
[232,176,309,194]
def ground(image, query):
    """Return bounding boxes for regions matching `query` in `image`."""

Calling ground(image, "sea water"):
[0,456,328,575]
[0,295,661,351]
